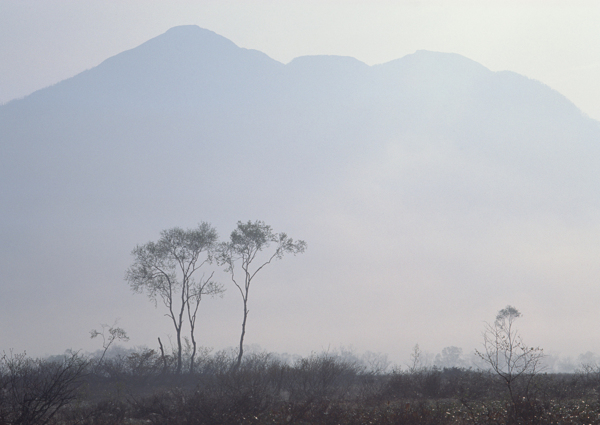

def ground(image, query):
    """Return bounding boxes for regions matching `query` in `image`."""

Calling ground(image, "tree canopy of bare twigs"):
[476,305,545,422]
[90,321,129,371]
[126,223,223,374]
[217,220,306,369]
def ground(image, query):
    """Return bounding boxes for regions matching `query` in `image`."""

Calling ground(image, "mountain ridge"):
[2,26,600,358]
[3,25,588,125]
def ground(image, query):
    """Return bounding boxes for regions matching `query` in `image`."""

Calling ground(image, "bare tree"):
[434,346,466,369]
[408,344,423,373]
[476,305,545,422]
[126,223,223,374]
[217,220,306,368]
[90,321,129,371]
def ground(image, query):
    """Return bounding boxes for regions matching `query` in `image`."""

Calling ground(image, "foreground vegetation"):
[3,348,600,425]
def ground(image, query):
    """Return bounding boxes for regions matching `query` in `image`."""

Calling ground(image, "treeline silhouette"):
[3,347,600,424]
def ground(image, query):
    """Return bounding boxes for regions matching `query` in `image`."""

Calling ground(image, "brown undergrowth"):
[3,349,600,425]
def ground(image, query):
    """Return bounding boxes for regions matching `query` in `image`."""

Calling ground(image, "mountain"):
[2,25,599,360]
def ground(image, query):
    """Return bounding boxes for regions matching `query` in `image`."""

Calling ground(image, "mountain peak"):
[378,49,491,76]
[131,25,240,56]
[165,24,209,33]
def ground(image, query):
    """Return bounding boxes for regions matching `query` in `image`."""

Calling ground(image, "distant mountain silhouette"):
[1,25,599,357]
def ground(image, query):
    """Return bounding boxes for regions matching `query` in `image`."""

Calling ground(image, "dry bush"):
[36,348,600,425]
[286,352,364,402]
[0,351,87,425]
[383,367,495,401]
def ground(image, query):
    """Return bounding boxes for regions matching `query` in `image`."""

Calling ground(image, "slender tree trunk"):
[168,312,184,374]
[158,337,167,374]
[175,283,187,374]
[176,327,182,374]
[187,297,201,374]
[506,377,520,423]
[167,288,185,374]
[236,299,248,369]
[189,327,197,374]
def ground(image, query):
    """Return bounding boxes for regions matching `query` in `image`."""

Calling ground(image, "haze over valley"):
[2,24,600,367]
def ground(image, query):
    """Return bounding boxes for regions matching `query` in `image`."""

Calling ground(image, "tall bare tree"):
[217,220,306,368]
[476,305,545,422]
[126,223,222,374]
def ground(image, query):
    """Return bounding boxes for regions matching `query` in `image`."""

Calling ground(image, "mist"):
[1,25,600,370]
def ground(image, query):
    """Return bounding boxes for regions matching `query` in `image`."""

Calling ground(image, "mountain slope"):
[1,25,599,360]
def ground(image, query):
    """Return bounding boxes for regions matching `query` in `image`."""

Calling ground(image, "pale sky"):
[1,1,600,120]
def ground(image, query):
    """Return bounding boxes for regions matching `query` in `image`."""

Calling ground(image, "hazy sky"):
[2,1,600,120]
[2,1,600,367]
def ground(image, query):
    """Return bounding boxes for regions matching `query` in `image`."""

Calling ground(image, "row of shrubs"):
[3,348,600,424]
